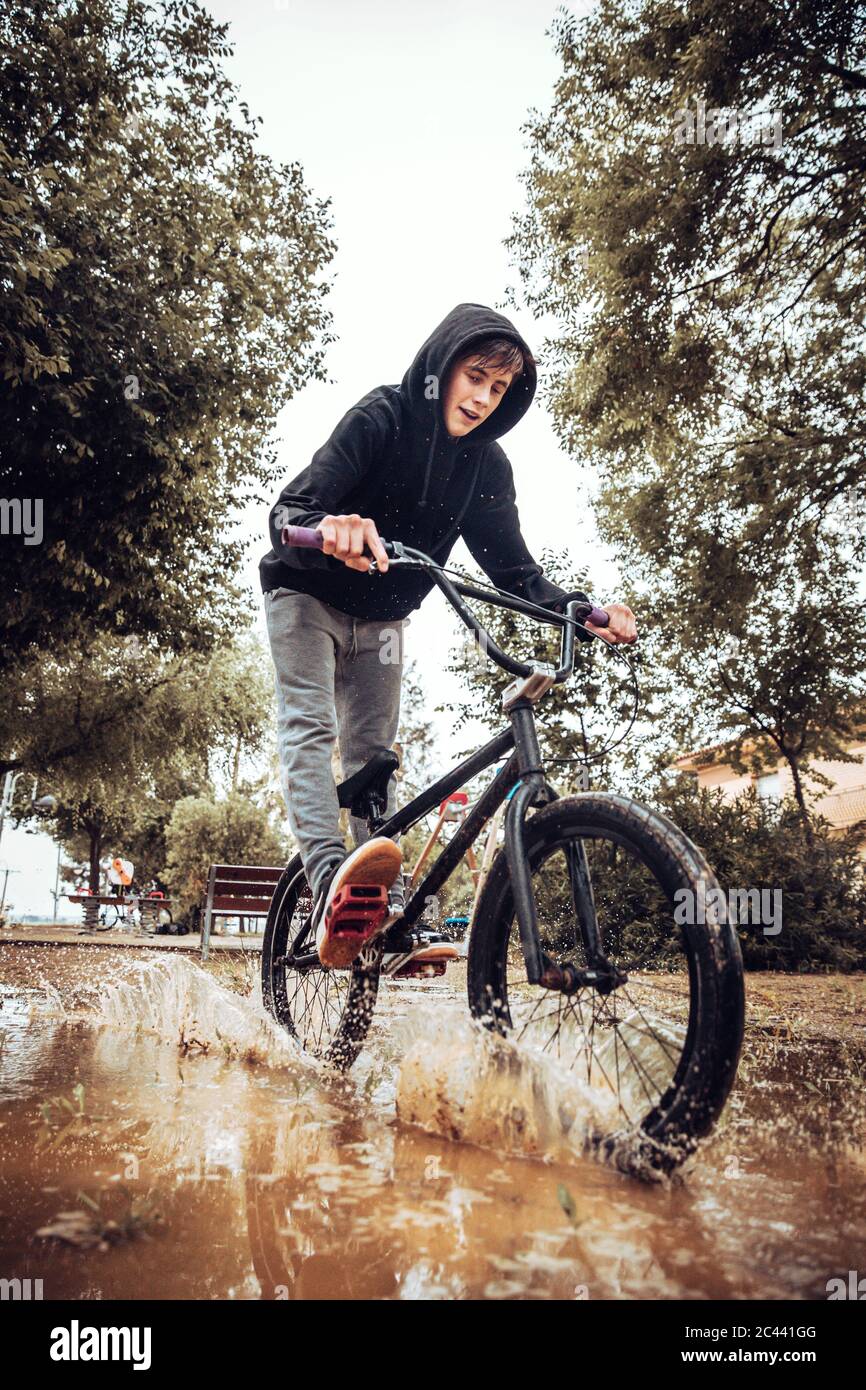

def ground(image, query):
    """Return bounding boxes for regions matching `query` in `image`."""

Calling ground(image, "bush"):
[651,778,866,971]
[163,794,289,920]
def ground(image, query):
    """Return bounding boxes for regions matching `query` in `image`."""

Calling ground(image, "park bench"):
[201,863,284,961]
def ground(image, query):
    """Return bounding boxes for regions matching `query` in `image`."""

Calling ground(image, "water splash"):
[92,956,304,1068]
[395,1013,620,1163]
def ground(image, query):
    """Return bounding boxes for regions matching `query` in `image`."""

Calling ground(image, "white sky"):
[5,0,625,918]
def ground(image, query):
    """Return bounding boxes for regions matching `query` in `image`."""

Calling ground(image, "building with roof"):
[673,738,866,841]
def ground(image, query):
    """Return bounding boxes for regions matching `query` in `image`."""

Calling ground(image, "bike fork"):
[504,700,622,995]
[503,700,559,986]
[503,774,554,984]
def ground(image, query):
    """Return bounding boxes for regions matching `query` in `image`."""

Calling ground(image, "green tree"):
[440,577,866,969]
[649,553,866,848]
[507,0,866,836]
[509,0,866,576]
[9,632,276,891]
[428,553,657,920]
[655,777,866,971]
[394,660,437,802]
[163,792,287,921]
[0,0,335,666]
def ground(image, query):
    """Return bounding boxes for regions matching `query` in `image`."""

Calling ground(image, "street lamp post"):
[0,867,19,920]
[53,843,61,922]
[0,771,30,848]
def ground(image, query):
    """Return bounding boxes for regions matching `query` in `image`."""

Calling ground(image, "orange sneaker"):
[315,838,403,969]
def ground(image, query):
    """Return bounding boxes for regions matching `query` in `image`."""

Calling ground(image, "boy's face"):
[442,353,517,437]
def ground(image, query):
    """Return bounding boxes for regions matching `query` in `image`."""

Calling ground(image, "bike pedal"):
[319,884,390,968]
[325,883,389,933]
[386,941,461,979]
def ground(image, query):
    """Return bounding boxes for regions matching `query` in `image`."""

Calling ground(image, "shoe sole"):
[316,839,403,969]
[382,942,462,978]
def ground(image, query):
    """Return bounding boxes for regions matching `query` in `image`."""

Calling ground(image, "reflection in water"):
[0,945,863,1300]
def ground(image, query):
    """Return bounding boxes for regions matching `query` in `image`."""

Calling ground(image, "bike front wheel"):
[467,794,745,1174]
[261,854,381,1071]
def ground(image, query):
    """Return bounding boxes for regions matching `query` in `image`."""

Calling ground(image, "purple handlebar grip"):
[282,525,324,549]
[586,605,610,627]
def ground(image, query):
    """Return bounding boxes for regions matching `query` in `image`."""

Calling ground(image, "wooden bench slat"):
[211,896,272,913]
[212,876,281,891]
[211,884,280,897]
[201,863,288,959]
[208,865,284,883]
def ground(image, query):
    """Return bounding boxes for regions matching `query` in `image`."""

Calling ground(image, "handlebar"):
[280,523,609,682]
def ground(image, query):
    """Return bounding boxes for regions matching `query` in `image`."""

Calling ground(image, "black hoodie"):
[259,303,579,622]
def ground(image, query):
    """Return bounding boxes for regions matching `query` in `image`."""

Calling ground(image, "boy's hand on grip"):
[316,514,389,573]
[587,602,637,644]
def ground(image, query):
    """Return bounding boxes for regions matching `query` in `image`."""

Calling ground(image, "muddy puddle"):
[0,944,863,1300]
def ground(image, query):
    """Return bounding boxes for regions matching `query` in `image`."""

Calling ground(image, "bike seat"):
[337,750,400,817]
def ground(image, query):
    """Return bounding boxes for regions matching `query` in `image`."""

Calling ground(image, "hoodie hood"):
[399,302,537,508]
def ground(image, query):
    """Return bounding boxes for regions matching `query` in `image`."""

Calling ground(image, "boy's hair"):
[465,335,534,381]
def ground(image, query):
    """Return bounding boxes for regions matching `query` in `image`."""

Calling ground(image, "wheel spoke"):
[495,835,704,1147]
[562,996,641,1124]
[613,985,683,1066]
[264,870,379,1067]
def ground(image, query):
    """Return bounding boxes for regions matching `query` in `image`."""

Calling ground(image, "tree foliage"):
[438,547,662,793]
[656,777,866,970]
[163,791,287,920]
[440,553,866,969]
[0,0,335,665]
[510,0,866,561]
[508,0,866,830]
[8,630,277,892]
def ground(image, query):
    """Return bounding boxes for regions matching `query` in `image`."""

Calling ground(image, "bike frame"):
[374,718,559,983]
[288,543,606,990]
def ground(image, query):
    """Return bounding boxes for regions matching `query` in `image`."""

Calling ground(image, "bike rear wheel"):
[261,854,381,1070]
[467,794,745,1174]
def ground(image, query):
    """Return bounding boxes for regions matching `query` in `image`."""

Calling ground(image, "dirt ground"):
[737,972,866,1050]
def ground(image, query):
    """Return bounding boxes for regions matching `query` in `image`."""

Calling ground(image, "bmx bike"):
[261,531,745,1173]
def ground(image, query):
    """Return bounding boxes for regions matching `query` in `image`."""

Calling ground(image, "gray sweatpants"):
[264,585,405,904]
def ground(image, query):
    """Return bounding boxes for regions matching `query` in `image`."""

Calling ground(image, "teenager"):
[261,303,636,966]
